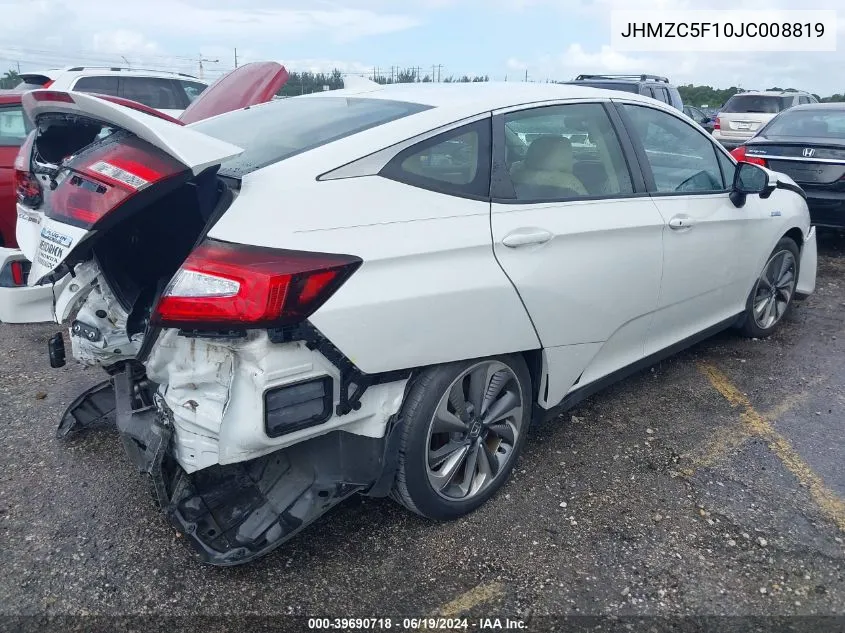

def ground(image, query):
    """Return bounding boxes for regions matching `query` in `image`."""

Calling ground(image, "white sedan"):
[10,66,816,565]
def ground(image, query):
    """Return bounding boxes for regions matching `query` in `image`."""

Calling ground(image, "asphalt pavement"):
[1,232,844,633]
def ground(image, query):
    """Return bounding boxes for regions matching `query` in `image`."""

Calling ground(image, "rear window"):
[192,97,432,177]
[571,81,639,94]
[0,104,32,146]
[721,95,792,114]
[762,109,845,138]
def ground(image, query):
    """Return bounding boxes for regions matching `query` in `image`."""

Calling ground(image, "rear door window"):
[502,103,633,200]
[72,76,120,96]
[120,77,185,110]
[652,87,670,103]
[0,104,31,146]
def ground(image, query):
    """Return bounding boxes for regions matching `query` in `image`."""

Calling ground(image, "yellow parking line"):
[699,362,845,533]
[436,582,504,617]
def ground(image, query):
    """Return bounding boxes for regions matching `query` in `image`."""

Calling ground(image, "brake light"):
[730,145,767,167]
[42,80,54,89]
[0,258,30,288]
[714,117,721,130]
[14,130,42,208]
[47,136,185,229]
[152,239,362,330]
[30,90,74,103]
[10,261,25,286]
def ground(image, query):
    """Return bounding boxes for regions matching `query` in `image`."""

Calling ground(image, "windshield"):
[191,96,431,177]
[762,109,845,138]
[722,95,792,114]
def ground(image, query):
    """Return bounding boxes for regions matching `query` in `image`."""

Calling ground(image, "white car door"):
[614,101,762,355]
[490,101,665,407]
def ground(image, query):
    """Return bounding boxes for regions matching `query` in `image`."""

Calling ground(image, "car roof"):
[295,81,656,113]
[780,102,844,111]
[733,90,808,97]
[20,66,205,81]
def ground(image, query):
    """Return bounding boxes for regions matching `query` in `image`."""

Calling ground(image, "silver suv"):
[713,90,818,149]
[15,66,208,117]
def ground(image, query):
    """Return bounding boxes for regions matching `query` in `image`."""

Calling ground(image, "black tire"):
[390,354,532,520]
[738,237,800,338]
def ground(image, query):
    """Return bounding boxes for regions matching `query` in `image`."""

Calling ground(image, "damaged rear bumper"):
[109,367,400,566]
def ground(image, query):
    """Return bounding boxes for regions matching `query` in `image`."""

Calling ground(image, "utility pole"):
[524,69,529,82]
[434,64,443,82]
[197,53,219,80]
[234,48,238,68]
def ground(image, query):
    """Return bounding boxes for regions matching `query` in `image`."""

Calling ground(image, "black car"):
[683,105,715,133]
[734,103,845,227]
[567,74,684,111]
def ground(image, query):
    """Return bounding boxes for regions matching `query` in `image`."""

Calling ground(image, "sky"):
[0,0,843,95]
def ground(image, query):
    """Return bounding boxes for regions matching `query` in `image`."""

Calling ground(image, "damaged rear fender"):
[144,329,409,473]
[112,366,408,565]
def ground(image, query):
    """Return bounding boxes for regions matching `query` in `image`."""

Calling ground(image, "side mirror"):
[730,161,774,207]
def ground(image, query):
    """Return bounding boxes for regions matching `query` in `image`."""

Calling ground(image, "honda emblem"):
[803,148,815,158]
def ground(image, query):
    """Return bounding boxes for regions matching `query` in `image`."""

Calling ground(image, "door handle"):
[668,215,695,230]
[501,229,553,248]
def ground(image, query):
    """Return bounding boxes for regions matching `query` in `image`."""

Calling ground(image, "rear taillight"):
[14,130,42,208]
[0,259,30,288]
[10,261,25,286]
[730,145,767,167]
[152,239,362,330]
[714,117,721,130]
[47,136,185,229]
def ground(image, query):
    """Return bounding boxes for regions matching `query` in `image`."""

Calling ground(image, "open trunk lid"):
[17,90,244,284]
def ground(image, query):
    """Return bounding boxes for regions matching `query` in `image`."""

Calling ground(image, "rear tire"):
[390,355,532,520]
[738,237,800,338]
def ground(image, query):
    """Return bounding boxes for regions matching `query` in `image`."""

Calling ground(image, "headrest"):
[524,135,574,171]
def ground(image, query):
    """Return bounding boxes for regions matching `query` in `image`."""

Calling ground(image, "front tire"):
[739,237,800,338]
[390,355,532,520]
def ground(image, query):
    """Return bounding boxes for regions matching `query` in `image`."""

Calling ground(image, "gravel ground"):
[1,232,844,633]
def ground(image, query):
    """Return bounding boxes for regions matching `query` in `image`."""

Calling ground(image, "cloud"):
[92,30,161,56]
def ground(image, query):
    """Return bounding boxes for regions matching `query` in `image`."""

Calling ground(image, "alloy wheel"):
[425,360,524,501]
[752,249,797,330]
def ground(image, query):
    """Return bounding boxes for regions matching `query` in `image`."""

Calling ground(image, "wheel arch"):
[783,226,804,250]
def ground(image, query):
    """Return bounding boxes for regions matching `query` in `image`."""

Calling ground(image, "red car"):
[0,90,32,248]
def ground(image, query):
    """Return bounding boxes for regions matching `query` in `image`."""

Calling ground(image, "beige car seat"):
[510,136,588,196]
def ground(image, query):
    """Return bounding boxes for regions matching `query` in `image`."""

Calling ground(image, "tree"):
[0,69,20,89]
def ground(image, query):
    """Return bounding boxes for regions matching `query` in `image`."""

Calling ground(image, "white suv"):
[712,90,818,149]
[15,66,208,117]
